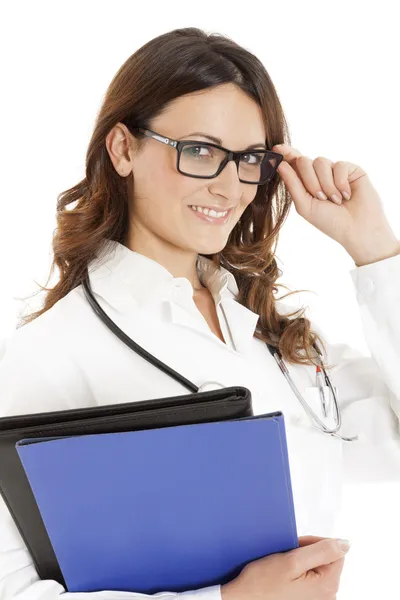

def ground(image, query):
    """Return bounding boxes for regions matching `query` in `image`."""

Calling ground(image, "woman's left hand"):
[272,143,400,267]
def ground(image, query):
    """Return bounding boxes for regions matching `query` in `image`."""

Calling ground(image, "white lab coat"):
[1,239,400,600]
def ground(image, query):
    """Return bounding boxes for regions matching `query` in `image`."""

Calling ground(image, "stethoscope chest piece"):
[197,381,226,393]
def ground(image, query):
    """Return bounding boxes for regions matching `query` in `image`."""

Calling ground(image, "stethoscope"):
[82,270,358,443]
[266,343,358,442]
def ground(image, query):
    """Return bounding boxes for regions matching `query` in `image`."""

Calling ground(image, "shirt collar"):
[88,239,240,308]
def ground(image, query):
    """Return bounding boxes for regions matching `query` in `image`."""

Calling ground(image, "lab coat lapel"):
[168,294,260,355]
[219,297,260,354]
[168,300,210,335]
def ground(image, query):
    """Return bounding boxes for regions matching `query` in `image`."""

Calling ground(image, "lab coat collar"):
[88,239,260,354]
[90,239,240,306]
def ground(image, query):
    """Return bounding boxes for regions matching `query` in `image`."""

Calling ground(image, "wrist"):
[346,236,400,267]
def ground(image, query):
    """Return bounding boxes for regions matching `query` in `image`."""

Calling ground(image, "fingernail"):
[316,191,328,200]
[331,194,342,204]
[342,191,351,200]
[337,539,351,552]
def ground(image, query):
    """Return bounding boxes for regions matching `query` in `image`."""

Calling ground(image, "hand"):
[220,535,349,600]
[272,143,400,267]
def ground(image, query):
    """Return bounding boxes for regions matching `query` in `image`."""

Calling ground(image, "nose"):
[215,157,242,186]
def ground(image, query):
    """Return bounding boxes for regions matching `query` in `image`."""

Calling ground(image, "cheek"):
[145,152,201,200]
[132,170,196,227]
[238,192,257,217]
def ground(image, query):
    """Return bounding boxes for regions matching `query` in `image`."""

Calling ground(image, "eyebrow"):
[181,132,267,150]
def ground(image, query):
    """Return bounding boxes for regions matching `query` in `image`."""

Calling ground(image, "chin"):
[194,239,228,256]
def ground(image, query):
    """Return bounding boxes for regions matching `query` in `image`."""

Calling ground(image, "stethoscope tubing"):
[83,269,358,442]
[267,344,358,442]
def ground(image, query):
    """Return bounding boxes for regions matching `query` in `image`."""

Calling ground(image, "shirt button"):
[359,277,375,296]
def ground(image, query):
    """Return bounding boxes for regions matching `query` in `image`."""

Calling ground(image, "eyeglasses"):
[131,127,283,185]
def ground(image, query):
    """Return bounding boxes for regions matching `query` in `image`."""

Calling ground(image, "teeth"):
[190,206,229,218]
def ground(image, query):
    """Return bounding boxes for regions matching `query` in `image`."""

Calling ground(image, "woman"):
[1,26,399,600]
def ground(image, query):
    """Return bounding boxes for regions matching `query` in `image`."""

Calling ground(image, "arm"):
[271,133,400,439]
[347,251,400,419]
[312,252,400,482]
[0,335,221,600]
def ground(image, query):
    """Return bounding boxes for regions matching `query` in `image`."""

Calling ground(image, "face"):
[108,83,266,257]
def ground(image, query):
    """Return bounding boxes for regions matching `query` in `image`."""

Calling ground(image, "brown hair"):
[18,26,332,368]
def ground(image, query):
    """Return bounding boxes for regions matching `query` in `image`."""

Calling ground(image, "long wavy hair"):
[18,26,332,368]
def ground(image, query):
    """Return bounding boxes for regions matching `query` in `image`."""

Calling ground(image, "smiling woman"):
[17,27,320,368]
[2,24,400,600]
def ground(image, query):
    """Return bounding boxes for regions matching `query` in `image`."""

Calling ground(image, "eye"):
[182,145,214,158]
[241,153,264,165]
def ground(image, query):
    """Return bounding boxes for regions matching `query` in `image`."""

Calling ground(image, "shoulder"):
[4,284,87,355]
[0,285,94,417]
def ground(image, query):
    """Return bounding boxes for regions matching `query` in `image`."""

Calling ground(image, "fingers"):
[291,156,332,201]
[299,535,346,594]
[298,535,327,547]
[311,157,344,204]
[313,158,351,204]
[313,556,346,597]
[315,556,346,578]
[272,143,353,206]
[286,538,350,579]
[303,559,344,599]
[273,158,314,217]
[289,155,343,205]
[330,160,352,200]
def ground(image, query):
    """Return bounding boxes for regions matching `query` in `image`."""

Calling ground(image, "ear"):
[105,123,136,176]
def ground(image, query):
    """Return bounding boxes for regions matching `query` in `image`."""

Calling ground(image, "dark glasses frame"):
[131,127,284,185]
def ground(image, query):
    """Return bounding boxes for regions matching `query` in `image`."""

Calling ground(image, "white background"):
[1,1,399,598]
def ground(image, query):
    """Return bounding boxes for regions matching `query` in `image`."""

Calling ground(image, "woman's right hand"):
[220,535,350,600]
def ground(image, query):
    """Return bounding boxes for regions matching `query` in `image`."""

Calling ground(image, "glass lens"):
[179,144,278,183]
[238,152,278,183]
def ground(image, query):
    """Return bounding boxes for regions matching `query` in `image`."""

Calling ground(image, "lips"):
[188,205,233,224]
[189,205,233,214]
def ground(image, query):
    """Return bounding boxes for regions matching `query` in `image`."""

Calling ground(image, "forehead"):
[153,84,266,144]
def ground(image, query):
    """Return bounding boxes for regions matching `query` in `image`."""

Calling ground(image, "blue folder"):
[16,412,298,594]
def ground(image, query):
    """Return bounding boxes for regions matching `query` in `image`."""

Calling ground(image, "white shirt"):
[1,238,400,600]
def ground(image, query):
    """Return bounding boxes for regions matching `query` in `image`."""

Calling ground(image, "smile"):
[188,205,233,225]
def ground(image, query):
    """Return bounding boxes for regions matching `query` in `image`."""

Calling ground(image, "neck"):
[123,231,206,292]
